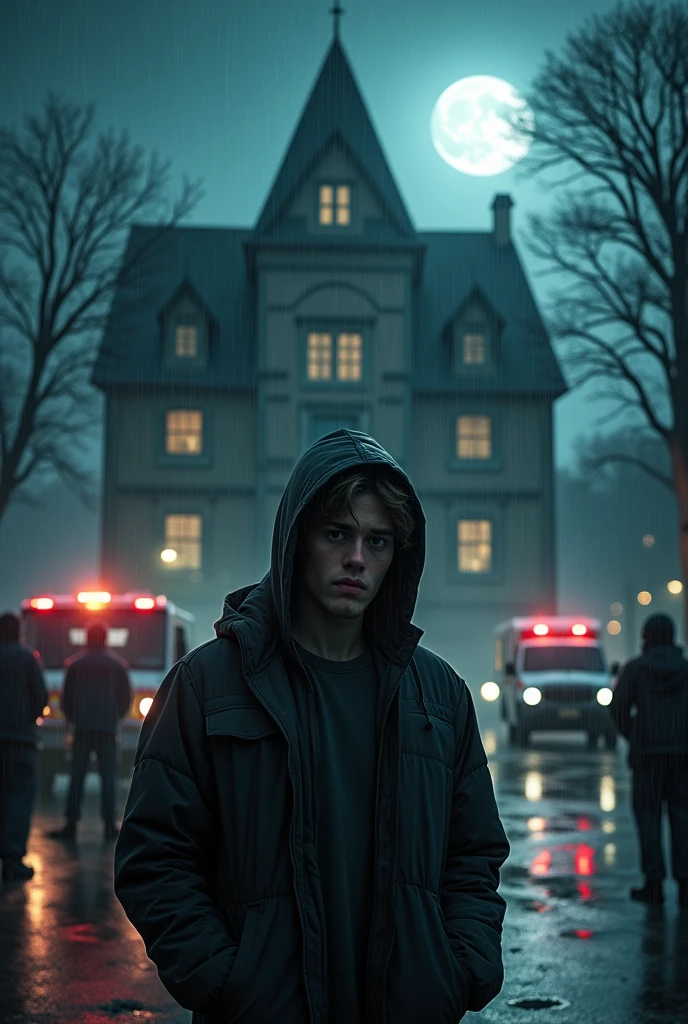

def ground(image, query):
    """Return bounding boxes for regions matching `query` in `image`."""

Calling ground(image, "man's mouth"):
[334,578,366,594]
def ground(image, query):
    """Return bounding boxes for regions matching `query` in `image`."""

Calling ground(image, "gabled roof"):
[253,38,415,240]
[92,225,254,390]
[415,232,567,397]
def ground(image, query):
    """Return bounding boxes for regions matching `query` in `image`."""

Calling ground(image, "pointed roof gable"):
[253,38,415,239]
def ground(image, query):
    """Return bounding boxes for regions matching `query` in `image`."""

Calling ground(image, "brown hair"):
[302,465,415,550]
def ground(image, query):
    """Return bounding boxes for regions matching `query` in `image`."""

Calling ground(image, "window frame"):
[302,324,369,389]
[315,179,355,229]
[447,505,502,584]
[157,400,212,467]
[448,409,501,472]
[160,510,204,573]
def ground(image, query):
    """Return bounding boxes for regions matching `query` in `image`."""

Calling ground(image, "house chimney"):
[491,194,514,246]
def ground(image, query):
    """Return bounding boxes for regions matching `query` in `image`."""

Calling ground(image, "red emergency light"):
[521,621,598,640]
[29,597,54,611]
[134,597,156,610]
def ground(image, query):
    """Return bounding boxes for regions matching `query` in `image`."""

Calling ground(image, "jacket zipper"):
[291,642,320,856]
[287,750,315,1024]
[371,671,403,1024]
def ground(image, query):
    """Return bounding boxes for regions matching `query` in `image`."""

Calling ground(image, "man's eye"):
[370,537,389,549]
[327,530,345,541]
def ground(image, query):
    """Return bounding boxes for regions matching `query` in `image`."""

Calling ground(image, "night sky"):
[2,0,624,469]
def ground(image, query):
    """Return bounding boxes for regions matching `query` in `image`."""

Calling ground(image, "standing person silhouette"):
[48,621,132,841]
[0,612,48,881]
[114,430,509,1024]
[610,612,688,906]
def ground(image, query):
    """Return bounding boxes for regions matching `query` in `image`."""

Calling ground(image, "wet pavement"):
[1,726,686,1023]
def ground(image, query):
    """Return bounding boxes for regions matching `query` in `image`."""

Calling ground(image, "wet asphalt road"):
[1,724,686,1024]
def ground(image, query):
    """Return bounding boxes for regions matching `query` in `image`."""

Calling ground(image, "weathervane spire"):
[329,2,344,40]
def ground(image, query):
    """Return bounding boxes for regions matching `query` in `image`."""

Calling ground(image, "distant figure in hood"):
[610,613,688,907]
[0,611,48,882]
[114,429,510,1024]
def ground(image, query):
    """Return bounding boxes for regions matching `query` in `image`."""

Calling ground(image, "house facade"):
[94,37,566,687]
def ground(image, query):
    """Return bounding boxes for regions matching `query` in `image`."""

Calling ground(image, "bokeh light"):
[607,620,621,635]
[637,591,652,606]
[668,579,683,595]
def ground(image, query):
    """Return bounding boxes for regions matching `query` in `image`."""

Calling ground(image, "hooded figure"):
[610,612,688,907]
[114,430,509,1024]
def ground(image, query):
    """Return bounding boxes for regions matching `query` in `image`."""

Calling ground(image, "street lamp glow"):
[481,681,501,702]
[642,534,655,548]
[668,579,683,595]
[637,591,652,606]
[610,602,623,616]
[607,620,622,635]
[160,548,178,563]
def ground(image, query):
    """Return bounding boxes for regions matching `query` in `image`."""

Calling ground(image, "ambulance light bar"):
[23,593,168,612]
[522,621,596,640]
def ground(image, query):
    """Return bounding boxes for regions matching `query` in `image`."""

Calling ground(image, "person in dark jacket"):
[610,612,688,907]
[114,430,510,1024]
[0,612,49,882]
[48,621,132,841]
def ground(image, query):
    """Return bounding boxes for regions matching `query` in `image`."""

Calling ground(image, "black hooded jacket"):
[113,430,509,1024]
[610,644,688,764]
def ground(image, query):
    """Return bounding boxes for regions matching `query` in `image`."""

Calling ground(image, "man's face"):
[298,491,396,621]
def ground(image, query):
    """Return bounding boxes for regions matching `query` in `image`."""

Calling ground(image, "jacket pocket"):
[386,883,468,1024]
[205,705,280,740]
[223,902,263,1018]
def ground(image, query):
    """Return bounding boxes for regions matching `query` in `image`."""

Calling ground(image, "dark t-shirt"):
[295,641,378,1024]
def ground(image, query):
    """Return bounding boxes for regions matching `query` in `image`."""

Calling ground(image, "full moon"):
[431,76,534,177]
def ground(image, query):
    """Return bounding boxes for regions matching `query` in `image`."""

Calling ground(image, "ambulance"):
[20,590,194,790]
[486,616,619,748]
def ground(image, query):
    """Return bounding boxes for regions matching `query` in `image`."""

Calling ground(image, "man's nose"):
[343,538,366,566]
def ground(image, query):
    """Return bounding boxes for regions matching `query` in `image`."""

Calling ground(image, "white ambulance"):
[20,590,194,790]
[487,616,618,749]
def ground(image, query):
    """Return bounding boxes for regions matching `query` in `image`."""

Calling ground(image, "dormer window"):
[319,184,351,226]
[162,285,211,371]
[175,324,198,358]
[462,332,485,366]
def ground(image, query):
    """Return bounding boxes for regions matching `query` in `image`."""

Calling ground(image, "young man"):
[610,613,688,906]
[114,430,509,1024]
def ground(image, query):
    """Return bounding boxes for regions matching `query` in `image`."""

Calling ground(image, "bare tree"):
[514,2,688,634]
[0,93,202,524]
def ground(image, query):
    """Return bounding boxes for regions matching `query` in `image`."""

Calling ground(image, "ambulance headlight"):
[596,687,613,706]
[523,687,542,706]
[138,697,154,717]
[481,681,500,702]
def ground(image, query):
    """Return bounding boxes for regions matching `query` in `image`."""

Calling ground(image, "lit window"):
[458,519,492,574]
[319,183,351,226]
[164,514,202,570]
[307,332,333,379]
[463,332,485,365]
[175,324,198,357]
[166,410,203,455]
[456,415,491,459]
[337,333,362,380]
[335,185,351,225]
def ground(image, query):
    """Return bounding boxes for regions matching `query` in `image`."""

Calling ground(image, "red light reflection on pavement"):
[574,843,596,876]
[577,881,593,901]
[577,817,592,831]
[574,929,594,939]
[63,923,99,944]
[531,849,552,876]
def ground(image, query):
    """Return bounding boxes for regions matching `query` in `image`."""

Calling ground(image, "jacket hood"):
[636,644,688,693]
[215,430,425,667]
